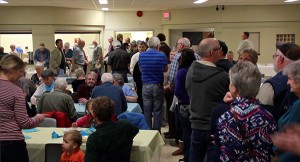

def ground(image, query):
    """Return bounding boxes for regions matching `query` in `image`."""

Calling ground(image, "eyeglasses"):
[272,54,282,59]
[176,42,183,46]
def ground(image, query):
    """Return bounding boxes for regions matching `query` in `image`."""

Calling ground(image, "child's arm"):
[74,115,88,127]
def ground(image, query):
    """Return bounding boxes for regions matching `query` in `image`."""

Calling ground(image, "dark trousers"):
[178,104,192,161]
[165,91,175,136]
[1,140,29,162]
[174,104,183,143]
[189,129,210,162]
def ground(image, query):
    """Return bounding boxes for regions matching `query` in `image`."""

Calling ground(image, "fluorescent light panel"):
[194,0,208,4]
[0,0,8,4]
[99,0,108,4]
[284,0,298,2]
[102,8,109,11]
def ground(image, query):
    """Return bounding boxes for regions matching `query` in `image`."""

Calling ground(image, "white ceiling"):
[0,0,299,11]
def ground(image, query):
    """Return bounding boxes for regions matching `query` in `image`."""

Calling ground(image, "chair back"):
[66,78,76,84]
[45,144,62,162]
[39,117,57,127]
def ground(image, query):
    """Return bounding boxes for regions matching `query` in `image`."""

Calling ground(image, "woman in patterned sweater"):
[216,62,276,162]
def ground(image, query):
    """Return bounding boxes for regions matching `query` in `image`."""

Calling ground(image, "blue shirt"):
[138,49,167,84]
[34,48,50,67]
[122,85,136,97]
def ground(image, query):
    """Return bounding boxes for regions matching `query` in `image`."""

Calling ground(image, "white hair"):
[54,78,68,90]
[112,40,121,48]
[101,73,113,83]
[35,62,44,69]
[147,37,160,49]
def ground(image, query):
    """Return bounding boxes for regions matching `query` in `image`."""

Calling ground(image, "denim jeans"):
[142,84,164,132]
[189,129,210,162]
[178,104,192,162]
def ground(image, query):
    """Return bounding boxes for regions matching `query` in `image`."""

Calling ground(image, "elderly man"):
[257,42,300,121]
[37,78,77,122]
[34,43,50,68]
[50,39,65,75]
[31,70,56,105]
[92,41,103,73]
[237,31,254,55]
[186,38,229,162]
[72,39,87,73]
[74,72,97,103]
[138,37,168,132]
[107,40,131,83]
[9,44,19,56]
[113,73,137,103]
[91,73,127,115]
[31,62,44,85]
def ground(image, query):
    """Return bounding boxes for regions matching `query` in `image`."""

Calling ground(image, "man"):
[91,73,127,116]
[74,72,97,103]
[34,43,50,68]
[237,31,253,55]
[113,73,137,103]
[0,46,8,60]
[92,41,103,74]
[31,70,56,105]
[227,51,237,64]
[138,37,168,132]
[186,38,229,162]
[71,39,87,73]
[257,42,300,121]
[37,78,77,122]
[50,39,65,75]
[104,36,114,73]
[215,40,233,72]
[117,34,126,51]
[129,41,147,74]
[107,40,131,83]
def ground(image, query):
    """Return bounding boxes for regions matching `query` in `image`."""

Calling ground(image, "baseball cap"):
[276,42,298,60]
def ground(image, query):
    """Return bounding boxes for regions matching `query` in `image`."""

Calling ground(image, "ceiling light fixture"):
[0,0,8,4]
[99,0,108,4]
[284,0,298,2]
[102,8,109,11]
[194,0,208,4]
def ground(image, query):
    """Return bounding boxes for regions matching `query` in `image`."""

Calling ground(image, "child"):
[61,130,85,162]
[84,96,139,161]
[72,99,95,128]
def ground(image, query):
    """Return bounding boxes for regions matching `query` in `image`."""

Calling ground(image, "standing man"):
[117,34,126,51]
[257,42,300,121]
[107,40,130,83]
[0,46,8,60]
[186,38,229,162]
[104,36,114,72]
[215,40,233,72]
[71,39,87,73]
[9,44,19,56]
[92,41,103,74]
[50,39,65,75]
[237,31,253,55]
[34,43,50,68]
[139,37,168,132]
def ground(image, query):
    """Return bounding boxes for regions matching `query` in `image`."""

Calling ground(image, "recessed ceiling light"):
[194,0,208,4]
[99,0,108,4]
[284,0,298,2]
[102,8,109,11]
[0,0,8,4]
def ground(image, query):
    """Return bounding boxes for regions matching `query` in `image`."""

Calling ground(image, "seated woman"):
[113,73,137,103]
[71,68,85,92]
[277,57,300,161]
[216,62,276,161]
[31,62,44,85]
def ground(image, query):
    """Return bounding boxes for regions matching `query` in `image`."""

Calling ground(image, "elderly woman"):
[31,62,44,85]
[113,73,137,103]
[215,62,276,162]
[0,55,45,162]
[71,68,85,92]
[276,56,300,161]
[238,49,258,65]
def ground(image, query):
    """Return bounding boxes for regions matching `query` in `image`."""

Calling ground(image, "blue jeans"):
[189,129,210,162]
[178,104,192,161]
[142,84,164,132]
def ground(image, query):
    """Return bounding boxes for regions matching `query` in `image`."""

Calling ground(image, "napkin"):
[52,131,63,139]
[24,135,31,139]
[22,128,39,133]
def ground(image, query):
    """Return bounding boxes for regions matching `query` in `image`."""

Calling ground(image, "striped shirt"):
[138,49,168,84]
[0,79,40,141]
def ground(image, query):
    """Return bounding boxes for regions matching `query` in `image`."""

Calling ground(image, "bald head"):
[199,38,222,63]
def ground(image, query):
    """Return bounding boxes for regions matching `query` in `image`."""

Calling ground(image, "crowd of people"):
[1,31,300,162]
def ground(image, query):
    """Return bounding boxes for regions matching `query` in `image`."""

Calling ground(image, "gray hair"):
[283,60,300,81]
[147,37,160,49]
[199,38,218,58]
[241,49,258,65]
[35,62,44,69]
[54,78,68,90]
[64,42,70,47]
[75,68,85,78]
[113,73,124,86]
[112,40,121,48]
[101,73,113,83]
[41,69,55,78]
[229,61,261,97]
[178,38,191,48]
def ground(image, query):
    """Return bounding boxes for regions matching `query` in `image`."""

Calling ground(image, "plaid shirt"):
[168,52,200,85]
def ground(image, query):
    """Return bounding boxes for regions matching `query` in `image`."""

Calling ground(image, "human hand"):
[79,98,87,104]
[272,124,300,155]
[223,92,233,103]
[71,122,78,127]
[35,114,48,122]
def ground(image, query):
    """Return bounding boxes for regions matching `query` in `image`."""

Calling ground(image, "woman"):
[0,55,46,162]
[238,49,258,65]
[216,62,276,162]
[277,58,300,161]
[71,68,86,92]
[174,48,195,161]
[30,62,44,85]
